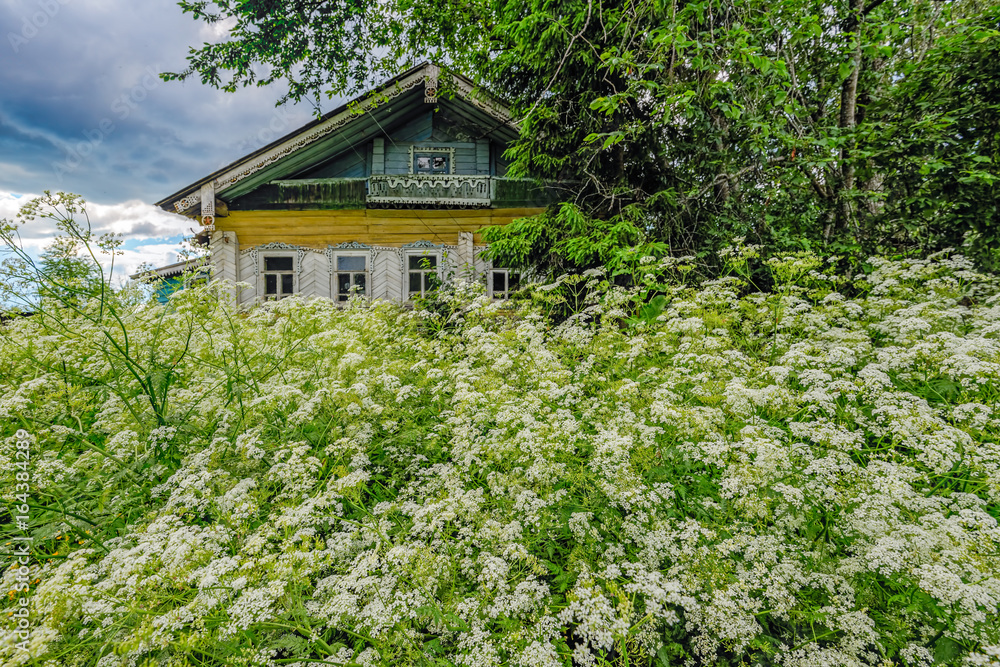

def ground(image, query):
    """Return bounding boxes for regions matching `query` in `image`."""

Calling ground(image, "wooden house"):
[152,62,556,305]
[129,257,209,303]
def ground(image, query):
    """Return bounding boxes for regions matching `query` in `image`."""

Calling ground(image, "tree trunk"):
[836,0,865,240]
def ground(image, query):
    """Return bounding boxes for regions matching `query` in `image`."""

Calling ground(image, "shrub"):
[1,216,998,665]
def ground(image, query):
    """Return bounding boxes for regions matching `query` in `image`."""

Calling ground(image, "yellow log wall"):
[216,208,544,248]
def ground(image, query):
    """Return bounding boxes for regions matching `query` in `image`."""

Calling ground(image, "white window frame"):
[260,251,298,300]
[404,250,442,299]
[408,146,456,175]
[331,251,370,302]
[488,268,520,299]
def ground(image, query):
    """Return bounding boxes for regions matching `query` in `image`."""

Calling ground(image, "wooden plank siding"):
[476,139,490,175]
[237,250,258,304]
[372,138,385,174]
[299,252,328,300]
[371,249,403,301]
[300,148,369,179]
[388,111,434,142]
[384,142,479,175]
[217,208,544,248]
[492,143,511,177]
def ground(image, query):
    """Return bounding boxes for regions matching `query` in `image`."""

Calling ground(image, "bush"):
[1,236,999,665]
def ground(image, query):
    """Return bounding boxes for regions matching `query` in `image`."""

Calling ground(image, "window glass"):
[407,252,440,298]
[334,254,368,302]
[337,255,366,271]
[491,269,520,299]
[413,153,449,174]
[262,254,295,299]
[408,255,437,270]
[265,256,294,272]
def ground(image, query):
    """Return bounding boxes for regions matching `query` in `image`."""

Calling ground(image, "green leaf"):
[934,637,965,664]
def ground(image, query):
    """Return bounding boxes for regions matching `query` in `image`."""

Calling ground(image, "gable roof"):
[155,63,518,215]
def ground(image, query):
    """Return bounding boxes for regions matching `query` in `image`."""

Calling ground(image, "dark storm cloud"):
[0,0,325,205]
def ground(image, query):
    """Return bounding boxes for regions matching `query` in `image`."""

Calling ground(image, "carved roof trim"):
[328,241,372,250]
[156,63,516,213]
[402,240,444,249]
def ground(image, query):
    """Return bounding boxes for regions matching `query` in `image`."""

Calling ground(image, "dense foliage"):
[481,0,1000,272]
[2,216,1000,664]
[168,0,1000,271]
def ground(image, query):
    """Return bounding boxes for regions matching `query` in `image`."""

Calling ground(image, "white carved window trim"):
[404,249,442,299]
[408,146,456,175]
[260,251,298,300]
[330,251,370,302]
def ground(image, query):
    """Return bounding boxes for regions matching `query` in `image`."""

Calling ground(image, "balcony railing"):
[269,176,558,210]
[367,175,492,207]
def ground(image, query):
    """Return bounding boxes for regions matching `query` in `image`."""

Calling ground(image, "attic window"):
[414,153,449,174]
[408,146,455,175]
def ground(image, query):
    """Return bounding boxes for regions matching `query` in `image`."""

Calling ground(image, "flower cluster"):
[0,252,998,666]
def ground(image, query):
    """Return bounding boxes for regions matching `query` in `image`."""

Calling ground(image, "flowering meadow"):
[1,249,999,667]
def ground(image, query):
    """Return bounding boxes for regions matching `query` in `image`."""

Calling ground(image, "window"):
[408,146,455,175]
[263,255,295,299]
[490,269,520,299]
[333,254,368,301]
[413,153,449,174]
[407,253,439,298]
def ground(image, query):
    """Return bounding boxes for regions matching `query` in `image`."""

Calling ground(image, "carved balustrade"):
[367,175,493,207]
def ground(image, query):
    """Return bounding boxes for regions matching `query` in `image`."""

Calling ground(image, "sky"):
[0,0,335,282]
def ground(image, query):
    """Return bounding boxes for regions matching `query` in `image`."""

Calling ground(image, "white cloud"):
[115,242,202,284]
[0,190,198,289]
[0,190,192,251]
[199,15,239,42]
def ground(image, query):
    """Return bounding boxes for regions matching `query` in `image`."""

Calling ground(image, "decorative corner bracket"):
[173,192,201,214]
[424,64,440,104]
[200,183,215,227]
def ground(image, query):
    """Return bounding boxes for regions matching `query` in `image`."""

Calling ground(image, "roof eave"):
[129,257,208,280]
[155,63,517,213]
